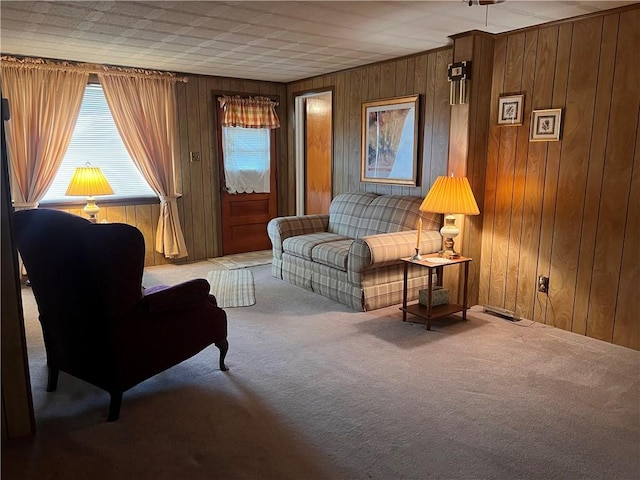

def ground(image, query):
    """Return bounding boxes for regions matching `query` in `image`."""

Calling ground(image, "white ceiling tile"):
[0,1,633,83]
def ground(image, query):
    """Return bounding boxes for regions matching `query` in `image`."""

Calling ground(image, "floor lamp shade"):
[419,176,479,257]
[66,166,114,222]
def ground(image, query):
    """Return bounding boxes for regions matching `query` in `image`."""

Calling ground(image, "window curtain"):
[221,127,271,193]
[1,59,88,209]
[97,73,188,259]
[218,95,279,194]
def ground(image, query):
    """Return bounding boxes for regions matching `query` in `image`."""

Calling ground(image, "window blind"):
[41,84,156,203]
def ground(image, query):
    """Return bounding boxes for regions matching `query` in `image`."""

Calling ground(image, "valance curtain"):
[97,73,188,259]
[218,95,280,129]
[1,62,88,209]
[218,95,279,194]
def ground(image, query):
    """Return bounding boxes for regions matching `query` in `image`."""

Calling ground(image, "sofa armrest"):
[143,278,213,312]
[267,214,330,259]
[349,230,442,275]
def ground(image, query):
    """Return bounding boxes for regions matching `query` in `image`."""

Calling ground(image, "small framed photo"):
[530,108,562,141]
[498,94,524,126]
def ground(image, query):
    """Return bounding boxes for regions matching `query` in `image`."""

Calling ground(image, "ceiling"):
[0,1,634,83]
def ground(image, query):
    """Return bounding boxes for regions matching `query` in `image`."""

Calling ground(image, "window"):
[221,126,271,193]
[40,84,156,203]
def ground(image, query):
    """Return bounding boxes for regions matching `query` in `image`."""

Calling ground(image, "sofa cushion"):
[283,232,349,260]
[327,192,378,238]
[354,195,420,237]
[311,239,354,271]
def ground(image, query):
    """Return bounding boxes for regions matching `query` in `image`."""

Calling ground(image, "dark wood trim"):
[449,29,496,40]
[1,93,36,439]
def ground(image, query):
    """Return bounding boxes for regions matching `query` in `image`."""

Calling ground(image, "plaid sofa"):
[267,192,442,311]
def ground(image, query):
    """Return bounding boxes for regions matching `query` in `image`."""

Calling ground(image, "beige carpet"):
[206,269,255,308]
[3,262,639,480]
[208,249,273,269]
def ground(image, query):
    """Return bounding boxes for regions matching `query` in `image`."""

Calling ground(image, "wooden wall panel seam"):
[199,77,216,259]
[612,97,640,348]
[536,23,573,327]
[479,36,506,307]
[550,17,602,332]
[569,17,607,335]
[587,9,640,343]
[509,30,538,320]
[528,26,558,325]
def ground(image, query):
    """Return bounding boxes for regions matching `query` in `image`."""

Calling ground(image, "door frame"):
[214,92,279,255]
[294,89,333,215]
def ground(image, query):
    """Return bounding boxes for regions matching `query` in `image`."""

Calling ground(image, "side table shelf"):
[400,254,472,330]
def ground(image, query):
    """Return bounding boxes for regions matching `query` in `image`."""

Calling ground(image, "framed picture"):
[361,95,419,186]
[498,94,524,125]
[530,108,562,141]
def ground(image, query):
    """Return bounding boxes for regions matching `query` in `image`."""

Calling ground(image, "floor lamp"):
[66,165,114,223]
[419,175,480,258]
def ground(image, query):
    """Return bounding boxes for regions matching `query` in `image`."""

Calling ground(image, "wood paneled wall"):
[287,48,453,206]
[56,203,171,267]
[480,7,639,349]
[174,76,288,263]
[445,32,494,306]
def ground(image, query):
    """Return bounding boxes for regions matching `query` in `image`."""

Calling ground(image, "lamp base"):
[440,215,460,258]
[83,197,100,223]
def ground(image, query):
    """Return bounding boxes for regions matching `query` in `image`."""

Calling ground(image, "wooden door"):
[217,102,277,255]
[304,93,332,214]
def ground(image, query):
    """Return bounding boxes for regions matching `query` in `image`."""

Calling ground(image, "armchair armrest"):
[143,278,213,313]
[267,214,330,259]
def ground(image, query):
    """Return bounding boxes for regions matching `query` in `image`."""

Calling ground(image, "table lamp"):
[419,175,479,258]
[66,164,114,223]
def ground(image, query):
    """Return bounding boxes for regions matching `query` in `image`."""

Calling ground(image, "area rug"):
[208,249,272,270]
[206,269,255,308]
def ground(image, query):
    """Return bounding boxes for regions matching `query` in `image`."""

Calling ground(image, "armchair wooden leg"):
[46,367,59,392]
[215,339,229,371]
[107,392,123,422]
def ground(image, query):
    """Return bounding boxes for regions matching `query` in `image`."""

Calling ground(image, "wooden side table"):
[400,254,472,330]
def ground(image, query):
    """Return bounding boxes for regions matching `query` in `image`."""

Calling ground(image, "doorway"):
[294,91,333,215]
[216,96,278,255]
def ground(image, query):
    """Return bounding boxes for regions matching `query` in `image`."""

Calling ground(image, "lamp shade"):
[419,176,479,215]
[66,166,114,197]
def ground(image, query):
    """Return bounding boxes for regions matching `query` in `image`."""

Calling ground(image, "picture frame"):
[530,108,563,141]
[498,94,524,126]
[361,95,419,186]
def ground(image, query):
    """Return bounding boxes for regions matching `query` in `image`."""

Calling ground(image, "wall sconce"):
[448,61,472,106]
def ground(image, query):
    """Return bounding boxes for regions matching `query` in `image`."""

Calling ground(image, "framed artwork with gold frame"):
[361,95,419,186]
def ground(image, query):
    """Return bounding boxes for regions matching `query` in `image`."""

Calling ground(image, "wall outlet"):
[538,275,549,293]
[189,151,201,162]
